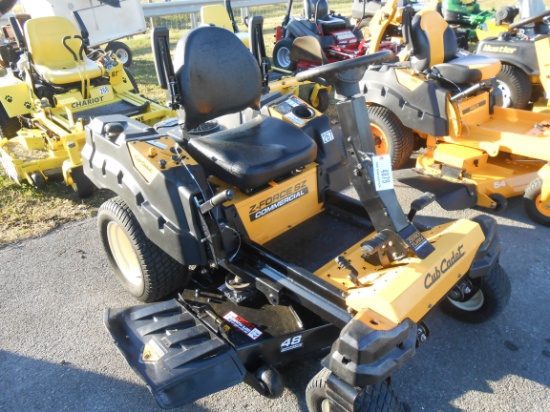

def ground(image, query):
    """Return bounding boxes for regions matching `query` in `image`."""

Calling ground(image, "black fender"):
[82,115,208,266]
[476,37,539,75]
[360,65,449,136]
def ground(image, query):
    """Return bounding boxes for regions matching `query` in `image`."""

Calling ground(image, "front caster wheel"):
[440,264,511,323]
[69,166,95,198]
[489,193,507,212]
[306,368,404,412]
[308,87,330,113]
[98,196,190,302]
[523,178,550,226]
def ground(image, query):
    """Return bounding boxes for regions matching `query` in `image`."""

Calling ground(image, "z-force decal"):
[249,180,308,221]
[424,245,466,289]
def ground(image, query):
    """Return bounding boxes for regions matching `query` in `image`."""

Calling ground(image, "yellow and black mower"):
[0,8,172,196]
[476,0,550,110]
[357,6,550,226]
[82,25,510,411]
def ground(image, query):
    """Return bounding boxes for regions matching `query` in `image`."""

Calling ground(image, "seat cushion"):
[186,116,317,190]
[318,16,348,32]
[25,16,104,85]
[34,58,104,85]
[433,54,501,84]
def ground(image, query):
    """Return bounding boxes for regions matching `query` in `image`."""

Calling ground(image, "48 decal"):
[280,335,303,352]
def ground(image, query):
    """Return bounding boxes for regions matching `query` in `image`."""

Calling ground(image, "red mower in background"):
[273,0,408,71]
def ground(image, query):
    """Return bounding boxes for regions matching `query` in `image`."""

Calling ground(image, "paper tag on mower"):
[372,155,394,192]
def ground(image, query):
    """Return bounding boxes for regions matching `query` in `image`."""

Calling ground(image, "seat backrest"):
[200,5,234,31]
[304,0,329,20]
[24,16,81,69]
[409,9,458,72]
[174,26,262,130]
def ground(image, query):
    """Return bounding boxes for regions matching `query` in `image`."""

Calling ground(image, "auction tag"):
[372,154,393,191]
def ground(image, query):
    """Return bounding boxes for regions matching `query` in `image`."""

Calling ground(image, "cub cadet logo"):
[424,245,466,289]
[249,180,308,221]
[481,44,518,54]
[71,96,104,109]
[133,154,155,175]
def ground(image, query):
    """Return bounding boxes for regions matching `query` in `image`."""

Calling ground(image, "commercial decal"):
[249,180,308,221]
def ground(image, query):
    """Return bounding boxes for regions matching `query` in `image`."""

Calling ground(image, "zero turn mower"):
[359,6,550,226]
[272,0,408,71]
[439,0,495,45]
[0,11,172,195]
[476,0,550,110]
[82,25,510,411]
[200,0,332,112]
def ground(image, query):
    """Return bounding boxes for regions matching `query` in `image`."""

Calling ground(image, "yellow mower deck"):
[0,83,173,187]
[416,93,550,211]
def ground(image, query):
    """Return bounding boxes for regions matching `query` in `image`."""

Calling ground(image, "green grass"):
[0,0,546,247]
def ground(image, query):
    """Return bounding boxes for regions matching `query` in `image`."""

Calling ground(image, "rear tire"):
[0,103,21,139]
[523,177,550,226]
[98,196,190,302]
[440,264,511,323]
[368,105,415,169]
[495,64,531,109]
[273,38,297,71]
[306,368,404,412]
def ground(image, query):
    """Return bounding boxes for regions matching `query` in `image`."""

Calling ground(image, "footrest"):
[104,299,246,409]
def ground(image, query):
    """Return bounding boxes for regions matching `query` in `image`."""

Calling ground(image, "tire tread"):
[99,197,188,302]
[368,105,414,169]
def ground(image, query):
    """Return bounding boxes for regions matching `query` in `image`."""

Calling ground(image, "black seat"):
[318,16,348,32]
[174,26,316,190]
[187,116,316,190]
[409,9,501,84]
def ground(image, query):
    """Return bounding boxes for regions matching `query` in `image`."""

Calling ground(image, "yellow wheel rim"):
[106,221,144,288]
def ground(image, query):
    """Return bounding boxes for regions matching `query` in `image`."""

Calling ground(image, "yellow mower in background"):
[356,7,550,226]
[0,9,173,196]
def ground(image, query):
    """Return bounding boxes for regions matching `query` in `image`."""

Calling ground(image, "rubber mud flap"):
[468,215,501,279]
[322,318,417,387]
[104,299,246,409]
